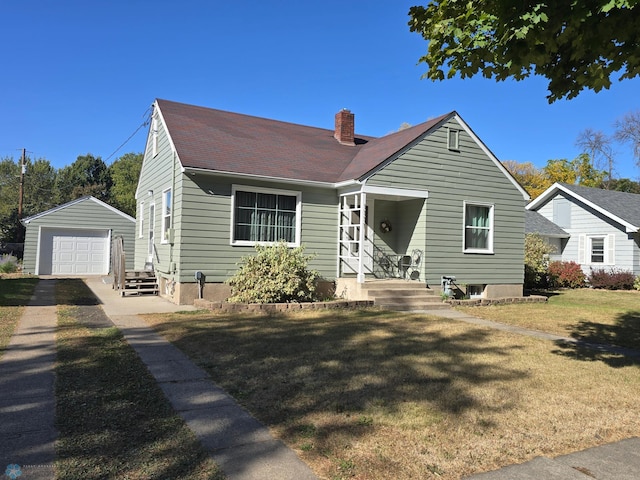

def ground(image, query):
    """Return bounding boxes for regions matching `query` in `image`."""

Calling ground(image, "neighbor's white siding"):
[537,193,639,275]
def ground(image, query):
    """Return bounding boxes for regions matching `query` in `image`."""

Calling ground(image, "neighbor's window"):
[590,237,605,263]
[161,188,172,243]
[464,203,494,253]
[232,185,301,246]
[447,128,460,150]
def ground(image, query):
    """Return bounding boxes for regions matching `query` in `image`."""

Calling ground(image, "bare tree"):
[614,111,640,166]
[576,128,615,188]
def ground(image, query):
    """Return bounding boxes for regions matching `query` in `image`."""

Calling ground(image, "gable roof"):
[337,114,451,182]
[156,99,373,184]
[525,210,569,238]
[154,99,528,199]
[156,100,460,183]
[527,182,640,233]
[21,196,135,225]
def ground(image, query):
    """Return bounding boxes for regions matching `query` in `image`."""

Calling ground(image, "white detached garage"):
[21,196,135,275]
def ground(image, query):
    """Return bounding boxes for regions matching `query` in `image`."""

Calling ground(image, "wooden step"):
[120,270,158,296]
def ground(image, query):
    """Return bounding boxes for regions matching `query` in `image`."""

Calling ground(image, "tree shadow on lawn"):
[153,310,529,439]
[552,311,640,368]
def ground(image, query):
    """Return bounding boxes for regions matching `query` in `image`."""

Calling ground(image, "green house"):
[135,99,529,304]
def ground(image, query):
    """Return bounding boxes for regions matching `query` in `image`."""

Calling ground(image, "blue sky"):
[2,0,639,180]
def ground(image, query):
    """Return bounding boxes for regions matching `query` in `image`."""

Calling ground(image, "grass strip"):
[0,276,39,358]
[55,279,224,480]
[457,289,640,350]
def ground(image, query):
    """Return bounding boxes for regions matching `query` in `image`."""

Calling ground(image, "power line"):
[105,119,149,163]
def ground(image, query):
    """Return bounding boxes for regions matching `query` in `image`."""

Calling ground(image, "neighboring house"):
[524,210,570,262]
[22,196,135,275]
[135,99,530,304]
[526,182,640,275]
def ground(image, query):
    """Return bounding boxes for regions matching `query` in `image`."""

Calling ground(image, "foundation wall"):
[484,284,523,299]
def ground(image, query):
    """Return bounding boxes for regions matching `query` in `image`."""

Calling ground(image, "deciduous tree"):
[108,152,143,217]
[408,1,640,102]
[55,154,112,203]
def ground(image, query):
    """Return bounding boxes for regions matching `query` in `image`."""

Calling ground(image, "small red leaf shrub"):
[548,261,586,289]
[588,268,636,290]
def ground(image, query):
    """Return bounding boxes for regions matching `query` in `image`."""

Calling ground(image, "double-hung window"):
[231,185,301,246]
[578,234,615,265]
[590,237,605,263]
[463,202,494,253]
[161,188,172,243]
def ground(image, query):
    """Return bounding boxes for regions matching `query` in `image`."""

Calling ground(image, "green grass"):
[55,279,224,480]
[0,276,39,357]
[144,306,640,479]
[457,289,640,351]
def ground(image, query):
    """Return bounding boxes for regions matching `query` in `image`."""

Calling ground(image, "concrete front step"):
[378,302,450,311]
[362,281,446,311]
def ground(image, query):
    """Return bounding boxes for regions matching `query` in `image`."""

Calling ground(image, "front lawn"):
[457,289,640,352]
[55,279,224,480]
[143,306,640,480]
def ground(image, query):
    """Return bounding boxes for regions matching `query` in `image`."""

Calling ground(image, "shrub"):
[635,276,640,291]
[0,254,19,274]
[226,242,319,303]
[588,268,636,290]
[547,261,586,289]
[524,233,555,289]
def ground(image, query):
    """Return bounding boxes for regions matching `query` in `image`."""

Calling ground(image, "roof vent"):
[334,109,355,146]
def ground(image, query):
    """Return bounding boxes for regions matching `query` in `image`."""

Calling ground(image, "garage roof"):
[21,196,134,225]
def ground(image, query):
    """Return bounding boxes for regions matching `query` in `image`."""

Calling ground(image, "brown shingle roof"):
[157,99,453,184]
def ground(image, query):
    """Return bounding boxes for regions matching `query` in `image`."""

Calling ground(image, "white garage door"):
[39,229,110,275]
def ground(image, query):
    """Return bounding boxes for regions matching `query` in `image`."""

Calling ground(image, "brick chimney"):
[334,108,355,146]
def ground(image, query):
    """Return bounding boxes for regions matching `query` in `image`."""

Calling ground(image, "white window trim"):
[161,188,172,244]
[582,234,615,266]
[447,128,460,151]
[139,201,145,238]
[462,201,495,254]
[230,184,302,247]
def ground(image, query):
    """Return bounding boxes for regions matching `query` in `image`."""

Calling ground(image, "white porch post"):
[357,191,366,283]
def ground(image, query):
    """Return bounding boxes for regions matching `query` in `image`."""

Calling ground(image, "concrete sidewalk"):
[464,437,640,479]
[84,276,318,480]
[0,280,57,480]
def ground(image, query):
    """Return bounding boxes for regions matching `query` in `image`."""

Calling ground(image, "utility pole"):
[18,148,26,220]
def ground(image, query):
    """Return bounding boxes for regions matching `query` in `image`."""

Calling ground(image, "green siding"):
[367,118,526,287]
[175,175,338,283]
[134,111,179,275]
[22,198,135,274]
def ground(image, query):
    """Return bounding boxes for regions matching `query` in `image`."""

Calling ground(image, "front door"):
[339,194,373,277]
